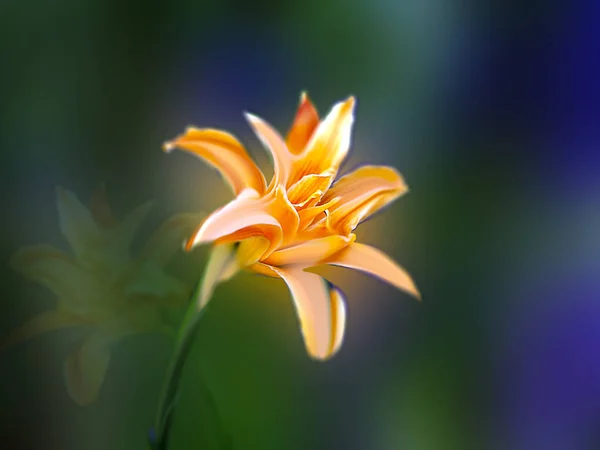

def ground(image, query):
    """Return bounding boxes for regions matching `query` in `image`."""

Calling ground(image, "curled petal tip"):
[184,235,198,252]
[299,91,308,103]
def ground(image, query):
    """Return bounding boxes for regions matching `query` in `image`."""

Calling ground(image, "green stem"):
[149,281,229,450]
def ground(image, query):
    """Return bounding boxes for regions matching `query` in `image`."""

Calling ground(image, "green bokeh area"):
[0,0,589,449]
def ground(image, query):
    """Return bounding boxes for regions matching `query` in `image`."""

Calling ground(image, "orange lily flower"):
[164,93,420,360]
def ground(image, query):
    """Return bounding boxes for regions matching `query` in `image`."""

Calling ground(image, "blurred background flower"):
[0,0,598,449]
[3,185,200,406]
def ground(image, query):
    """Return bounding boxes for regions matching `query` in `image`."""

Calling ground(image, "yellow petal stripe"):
[185,188,281,252]
[327,285,347,358]
[286,171,334,206]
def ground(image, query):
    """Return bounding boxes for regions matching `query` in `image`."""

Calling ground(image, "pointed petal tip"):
[307,346,341,362]
[243,111,260,124]
[344,95,356,109]
[162,141,175,152]
[412,285,422,301]
[299,91,315,107]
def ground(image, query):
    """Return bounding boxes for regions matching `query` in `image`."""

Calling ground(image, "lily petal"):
[1,310,89,351]
[297,197,340,229]
[286,92,320,155]
[244,112,293,189]
[217,236,271,283]
[198,243,237,309]
[56,187,101,259]
[185,188,280,250]
[64,328,131,406]
[322,166,408,233]
[323,243,420,299]
[289,96,355,185]
[164,128,267,195]
[286,170,334,206]
[268,265,347,360]
[10,245,101,315]
[236,236,271,267]
[263,234,354,267]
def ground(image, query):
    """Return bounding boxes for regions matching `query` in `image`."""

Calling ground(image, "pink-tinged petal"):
[244,112,293,189]
[286,92,320,155]
[188,186,299,257]
[185,188,280,251]
[289,96,355,184]
[263,234,354,267]
[1,311,89,352]
[268,265,347,360]
[164,128,267,195]
[189,207,280,252]
[324,243,420,299]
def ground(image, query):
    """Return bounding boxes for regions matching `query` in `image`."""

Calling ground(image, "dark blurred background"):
[1,0,599,449]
